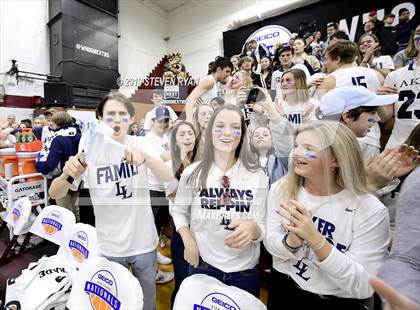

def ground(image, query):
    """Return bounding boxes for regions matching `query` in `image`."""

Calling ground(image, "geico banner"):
[223,0,416,57]
[246,25,292,56]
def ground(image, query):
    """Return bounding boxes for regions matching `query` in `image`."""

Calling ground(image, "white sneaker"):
[155,270,174,284]
[157,252,172,265]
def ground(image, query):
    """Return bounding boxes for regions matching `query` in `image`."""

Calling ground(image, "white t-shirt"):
[83,135,160,257]
[144,105,178,131]
[277,98,320,125]
[264,183,390,299]
[145,131,170,191]
[199,74,218,104]
[217,81,228,99]
[384,62,420,149]
[172,160,269,273]
[330,66,382,148]
[373,55,395,70]
[5,255,71,310]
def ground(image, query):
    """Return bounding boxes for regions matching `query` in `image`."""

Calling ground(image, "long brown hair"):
[405,30,419,58]
[187,105,259,189]
[281,69,310,103]
[358,33,381,57]
[170,121,198,180]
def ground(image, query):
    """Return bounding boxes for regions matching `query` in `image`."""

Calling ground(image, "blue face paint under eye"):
[232,130,242,137]
[368,118,375,123]
[122,117,129,123]
[304,153,318,159]
[105,117,113,123]
[213,128,223,134]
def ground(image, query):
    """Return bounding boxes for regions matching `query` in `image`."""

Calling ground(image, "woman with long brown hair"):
[171,105,268,297]
[276,68,319,126]
[358,33,395,78]
[165,121,198,306]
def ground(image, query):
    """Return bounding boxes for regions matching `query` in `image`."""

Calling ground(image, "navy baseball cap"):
[155,106,170,121]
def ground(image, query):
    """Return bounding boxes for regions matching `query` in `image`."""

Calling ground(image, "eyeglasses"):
[219,175,231,205]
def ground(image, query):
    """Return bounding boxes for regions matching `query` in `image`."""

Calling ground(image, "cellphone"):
[246,88,260,104]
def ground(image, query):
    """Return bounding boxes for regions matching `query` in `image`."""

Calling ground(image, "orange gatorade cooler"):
[16,151,42,181]
[0,148,19,178]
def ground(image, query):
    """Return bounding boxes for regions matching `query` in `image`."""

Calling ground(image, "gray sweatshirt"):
[377,166,420,304]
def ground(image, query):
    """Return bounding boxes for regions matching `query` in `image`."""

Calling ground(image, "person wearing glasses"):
[264,121,390,309]
[171,105,269,297]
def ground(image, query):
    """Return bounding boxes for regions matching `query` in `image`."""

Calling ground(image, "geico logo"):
[254,31,281,42]
[212,297,237,310]
[98,274,113,286]
[77,233,87,241]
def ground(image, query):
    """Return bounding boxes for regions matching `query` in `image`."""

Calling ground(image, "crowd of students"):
[1,8,419,310]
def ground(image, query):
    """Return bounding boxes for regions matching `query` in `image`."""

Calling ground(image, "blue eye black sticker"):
[304,153,318,159]
[232,130,242,137]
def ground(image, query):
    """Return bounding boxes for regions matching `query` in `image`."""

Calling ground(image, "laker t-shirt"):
[279,98,320,125]
[84,135,160,257]
[172,161,269,273]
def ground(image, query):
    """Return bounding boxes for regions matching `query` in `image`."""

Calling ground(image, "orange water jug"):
[16,151,42,181]
[0,148,19,178]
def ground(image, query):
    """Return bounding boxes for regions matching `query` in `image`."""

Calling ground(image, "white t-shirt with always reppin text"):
[172,160,269,273]
[83,135,160,257]
[264,184,390,299]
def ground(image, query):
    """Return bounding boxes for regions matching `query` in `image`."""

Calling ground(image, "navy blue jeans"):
[188,258,260,298]
[170,226,189,307]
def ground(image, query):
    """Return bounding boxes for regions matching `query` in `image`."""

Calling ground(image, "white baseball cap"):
[30,205,76,245]
[317,86,398,118]
[66,257,143,310]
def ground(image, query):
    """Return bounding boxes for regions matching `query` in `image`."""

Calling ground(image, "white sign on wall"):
[67,110,97,134]
[246,25,292,56]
